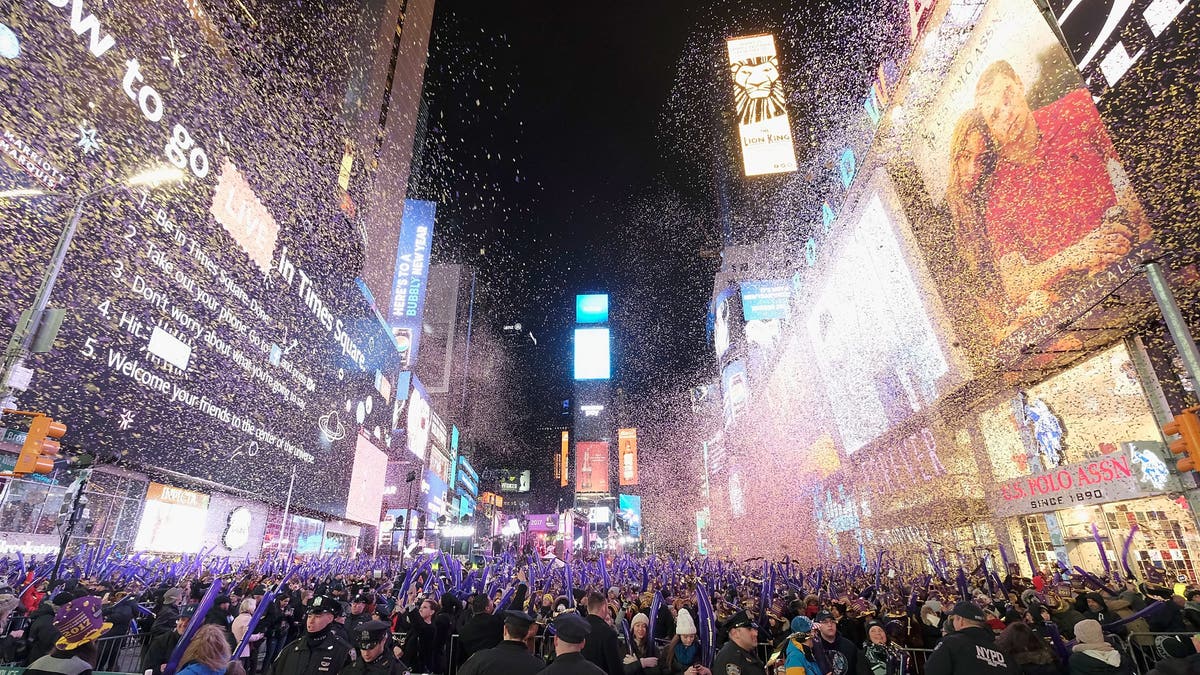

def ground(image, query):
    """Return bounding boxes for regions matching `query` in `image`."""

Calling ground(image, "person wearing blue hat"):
[540,613,605,675]
[142,605,197,675]
[712,611,766,675]
[768,615,820,675]
[458,610,545,675]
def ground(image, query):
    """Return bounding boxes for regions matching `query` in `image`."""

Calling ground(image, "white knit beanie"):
[676,608,697,635]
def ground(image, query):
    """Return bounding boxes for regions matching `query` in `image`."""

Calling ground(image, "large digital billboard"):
[575,294,609,324]
[388,199,435,369]
[573,328,611,380]
[805,174,957,454]
[905,0,1155,363]
[133,483,210,553]
[575,441,610,495]
[0,2,400,519]
[617,428,638,486]
[726,34,798,176]
[618,493,642,538]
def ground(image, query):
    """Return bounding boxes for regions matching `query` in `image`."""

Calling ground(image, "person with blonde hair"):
[231,598,264,671]
[177,624,234,675]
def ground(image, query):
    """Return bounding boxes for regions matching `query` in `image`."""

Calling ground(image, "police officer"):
[537,613,605,675]
[712,611,766,675]
[925,602,1021,675]
[459,610,544,675]
[346,595,373,636]
[339,620,406,675]
[269,595,356,675]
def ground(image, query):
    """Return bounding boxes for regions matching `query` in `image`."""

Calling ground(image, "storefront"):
[977,343,1200,581]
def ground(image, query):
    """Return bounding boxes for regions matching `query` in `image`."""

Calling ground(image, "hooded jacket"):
[925,625,1022,675]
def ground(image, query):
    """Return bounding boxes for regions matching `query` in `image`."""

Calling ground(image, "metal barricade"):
[92,632,152,675]
[1112,631,1196,675]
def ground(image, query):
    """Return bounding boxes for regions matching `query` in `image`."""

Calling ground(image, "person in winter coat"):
[97,592,137,671]
[1047,593,1086,640]
[205,596,234,629]
[399,597,439,673]
[151,588,184,637]
[142,606,193,675]
[176,624,236,675]
[857,621,905,675]
[0,593,26,665]
[231,599,264,671]
[25,592,70,665]
[767,615,821,675]
[995,622,1063,675]
[1068,619,1130,675]
[658,609,709,675]
[925,602,1022,675]
[623,613,661,675]
[813,610,859,675]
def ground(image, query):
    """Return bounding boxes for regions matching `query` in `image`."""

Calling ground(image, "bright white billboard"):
[727,34,798,176]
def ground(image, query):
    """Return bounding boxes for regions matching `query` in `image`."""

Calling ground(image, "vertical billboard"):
[405,375,432,461]
[805,173,958,454]
[905,0,1155,363]
[389,199,436,369]
[575,441,610,495]
[345,433,389,524]
[573,328,612,380]
[618,428,639,486]
[560,430,570,487]
[618,494,642,538]
[727,34,798,176]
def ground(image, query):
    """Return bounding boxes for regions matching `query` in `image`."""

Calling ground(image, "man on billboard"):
[947,58,1150,338]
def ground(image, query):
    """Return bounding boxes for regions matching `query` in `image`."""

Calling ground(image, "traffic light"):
[1163,407,1200,472]
[15,414,66,475]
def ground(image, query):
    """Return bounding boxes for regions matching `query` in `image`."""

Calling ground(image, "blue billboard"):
[573,328,611,380]
[576,294,610,324]
[389,200,436,368]
[423,469,449,518]
[740,280,791,321]
[457,454,479,497]
[619,494,642,538]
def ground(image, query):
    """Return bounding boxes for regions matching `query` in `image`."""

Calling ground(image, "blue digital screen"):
[741,280,791,321]
[576,294,610,324]
[619,494,642,538]
[574,328,611,380]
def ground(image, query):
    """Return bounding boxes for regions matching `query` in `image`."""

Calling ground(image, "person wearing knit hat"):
[623,613,659,674]
[659,609,708,675]
[26,596,112,675]
[1069,619,1125,673]
[768,615,820,675]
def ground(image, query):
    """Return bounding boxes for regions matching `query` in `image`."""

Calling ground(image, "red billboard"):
[575,441,609,494]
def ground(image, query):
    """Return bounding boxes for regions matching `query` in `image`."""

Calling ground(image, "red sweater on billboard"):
[984,88,1118,263]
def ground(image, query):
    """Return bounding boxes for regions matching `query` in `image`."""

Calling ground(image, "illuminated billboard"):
[134,483,211,553]
[575,441,610,495]
[618,428,638,486]
[560,430,569,487]
[389,199,436,369]
[345,434,389,524]
[0,2,401,521]
[906,0,1155,364]
[575,294,609,324]
[573,328,611,380]
[727,34,798,176]
[618,494,642,538]
[740,281,790,321]
[805,175,955,454]
[405,376,432,461]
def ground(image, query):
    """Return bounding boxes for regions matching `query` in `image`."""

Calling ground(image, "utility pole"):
[49,467,92,588]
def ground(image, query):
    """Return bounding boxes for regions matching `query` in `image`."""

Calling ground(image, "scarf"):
[673,641,700,667]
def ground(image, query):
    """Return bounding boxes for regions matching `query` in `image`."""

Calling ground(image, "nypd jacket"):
[924,626,1022,675]
[269,628,356,675]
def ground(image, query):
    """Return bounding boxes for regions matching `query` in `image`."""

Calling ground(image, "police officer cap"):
[722,610,758,631]
[355,620,391,649]
[180,605,197,619]
[553,612,591,644]
[305,595,343,617]
[503,610,536,633]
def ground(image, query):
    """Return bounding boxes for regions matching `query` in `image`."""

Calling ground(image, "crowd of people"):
[1,553,1199,675]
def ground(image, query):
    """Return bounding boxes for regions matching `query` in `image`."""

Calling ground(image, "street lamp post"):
[0,167,184,402]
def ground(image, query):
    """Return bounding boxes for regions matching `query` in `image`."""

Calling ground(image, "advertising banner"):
[457,454,479,497]
[721,359,749,431]
[573,328,611,380]
[560,431,570,487]
[740,281,791,321]
[576,294,609,324]
[711,287,744,361]
[618,494,642,538]
[575,441,610,495]
[618,428,639,486]
[405,375,431,461]
[422,469,449,518]
[904,0,1156,365]
[805,173,957,454]
[345,433,388,524]
[134,483,211,553]
[499,469,531,493]
[726,34,798,176]
[527,513,560,532]
[990,444,1176,518]
[389,199,436,368]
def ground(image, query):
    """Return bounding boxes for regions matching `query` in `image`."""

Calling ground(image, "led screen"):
[806,185,951,454]
[389,200,435,368]
[0,2,400,519]
[740,280,790,321]
[726,34,798,176]
[618,494,642,538]
[575,294,609,324]
[345,433,388,524]
[573,328,611,380]
[133,483,210,553]
[575,441,610,494]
